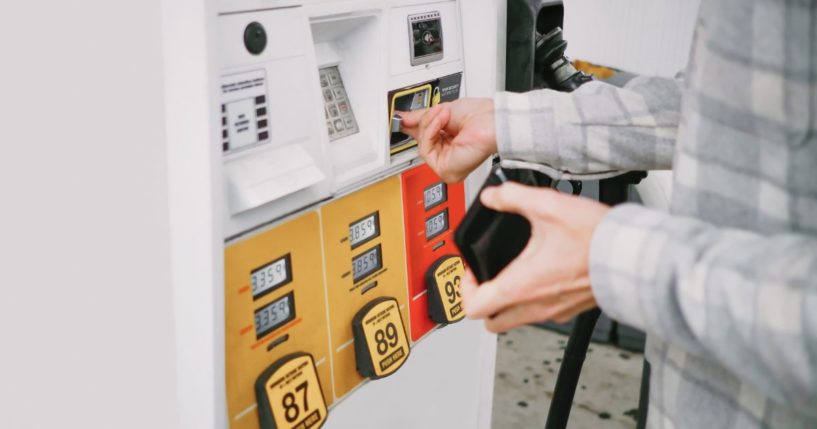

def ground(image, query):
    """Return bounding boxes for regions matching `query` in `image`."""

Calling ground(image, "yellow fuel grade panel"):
[320,175,410,400]
[225,211,332,429]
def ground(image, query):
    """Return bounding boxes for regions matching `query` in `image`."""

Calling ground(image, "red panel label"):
[401,164,466,341]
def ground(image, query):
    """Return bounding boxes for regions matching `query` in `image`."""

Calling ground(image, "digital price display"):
[349,212,380,249]
[252,255,292,300]
[425,209,449,240]
[352,245,383,283]
[254,292,296,339]
[423,182,447,210]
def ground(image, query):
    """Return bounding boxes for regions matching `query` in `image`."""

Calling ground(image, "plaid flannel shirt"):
[494,0,817,427]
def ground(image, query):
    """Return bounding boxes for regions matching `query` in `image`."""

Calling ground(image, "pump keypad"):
[319,66,359,142]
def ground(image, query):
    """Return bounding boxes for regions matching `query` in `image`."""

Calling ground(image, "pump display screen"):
[409,11,443,66]
[423,182,447,210]
[425,209,449,240]
[251,255,292,300]
[353,245,383,283]
[254,292,296,339]
[350,212,380,249]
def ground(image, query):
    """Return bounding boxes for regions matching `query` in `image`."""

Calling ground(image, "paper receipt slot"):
[401,164,466,341]
[225,212,333,429]
[256,353,328,429]
[320,176,411,397]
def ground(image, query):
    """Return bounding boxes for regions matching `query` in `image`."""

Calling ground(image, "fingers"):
[462,232,591,320]
[480,182,566,221]
[482,300,552,333]
[398,104,443,140]
[460,268,480,314]
[417,107,450,160]
[462,250,560,320]
[397,108,428,129]
[418,104,442,131]
[483,291,597,333]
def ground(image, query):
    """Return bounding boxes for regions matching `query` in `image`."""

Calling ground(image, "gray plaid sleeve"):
[495,76,682,173]
[590,204,817,414]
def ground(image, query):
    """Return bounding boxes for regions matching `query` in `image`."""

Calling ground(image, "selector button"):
[243,22,267,55]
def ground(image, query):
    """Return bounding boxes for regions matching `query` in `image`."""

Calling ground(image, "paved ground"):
[492,326,644,429]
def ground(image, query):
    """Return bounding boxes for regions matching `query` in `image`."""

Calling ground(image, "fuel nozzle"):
[535,27,594,92]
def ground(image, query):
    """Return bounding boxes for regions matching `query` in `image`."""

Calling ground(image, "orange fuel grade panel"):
[320,175,410,400]
[401,163,466,341]
[225,211,332,429]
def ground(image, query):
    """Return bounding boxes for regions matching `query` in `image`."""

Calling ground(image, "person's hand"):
[460,182,610,333]
[398,98,496,183]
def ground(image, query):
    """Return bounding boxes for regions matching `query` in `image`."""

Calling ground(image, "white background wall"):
[0,1,180,428]
[564,0,702,77]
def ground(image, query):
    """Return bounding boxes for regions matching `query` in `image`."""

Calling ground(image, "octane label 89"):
[352,297,410,379]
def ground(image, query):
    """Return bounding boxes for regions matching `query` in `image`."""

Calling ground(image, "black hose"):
[544,308,601,429]
[543,174,645,429]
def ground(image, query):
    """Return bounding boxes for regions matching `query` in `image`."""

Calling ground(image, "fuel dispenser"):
[215,1,496,428]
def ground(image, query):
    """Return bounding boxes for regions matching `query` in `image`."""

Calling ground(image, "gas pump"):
[216,2,499,428]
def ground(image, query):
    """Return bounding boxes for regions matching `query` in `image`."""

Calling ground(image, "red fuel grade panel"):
[401,163,466,342]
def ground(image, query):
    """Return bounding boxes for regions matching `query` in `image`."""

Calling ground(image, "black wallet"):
[453,166,550,282]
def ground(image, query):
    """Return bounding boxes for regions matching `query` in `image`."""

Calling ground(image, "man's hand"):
[460,182,609,333]
[399,98,497,183]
